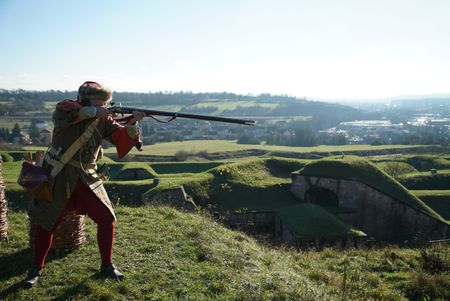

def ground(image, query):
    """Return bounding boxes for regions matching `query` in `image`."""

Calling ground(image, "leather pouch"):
[18,161,53,202]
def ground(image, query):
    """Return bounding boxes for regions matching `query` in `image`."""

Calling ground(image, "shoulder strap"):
[59,118,100,164]
[48,118,100,177]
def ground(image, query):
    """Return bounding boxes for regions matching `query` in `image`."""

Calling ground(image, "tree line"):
[0,123,21,142]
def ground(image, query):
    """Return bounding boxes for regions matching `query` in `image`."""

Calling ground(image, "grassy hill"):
[111,157,366,239]
[277,203,366,239]
[405,155,450,171]
[398,170,450,190]
[295,156,446,222]
[144,158,309,211]
[412,190,450,221]
[2,153,450,299]
[0,207,335,301]
[1,206,450,300]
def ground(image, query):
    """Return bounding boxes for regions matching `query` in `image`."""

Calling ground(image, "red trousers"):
[33,180,115,269]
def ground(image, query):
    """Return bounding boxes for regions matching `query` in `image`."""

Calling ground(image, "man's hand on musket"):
[129,111,146,125]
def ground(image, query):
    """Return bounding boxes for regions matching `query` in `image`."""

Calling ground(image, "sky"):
[0,0,449,100]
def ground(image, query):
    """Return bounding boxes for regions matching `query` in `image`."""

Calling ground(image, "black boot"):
[23,266,42,288]
[100,263,124,281]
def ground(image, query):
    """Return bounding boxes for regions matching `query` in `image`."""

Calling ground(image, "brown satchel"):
[29,177,54,202]
[17,119,99,202]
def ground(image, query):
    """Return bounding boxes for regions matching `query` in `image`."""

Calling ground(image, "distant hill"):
[390,97,450,110]
[0,89,360,120]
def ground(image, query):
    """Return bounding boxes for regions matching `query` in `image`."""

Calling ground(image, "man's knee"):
[90,207,114,224]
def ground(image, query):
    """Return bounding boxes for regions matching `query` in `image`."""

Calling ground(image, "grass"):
[398,171,450,190]
[277,203,366,239]
[20,146,49,152]
[106,162,158,180]
[405,155,450,171]
[0,151,32,161]
[142,173,215,206]
[296,156,446,222]
[149,162,223,174]
[6,154,448,234]
[0,207,333,301]
[3,154,449,222]
[375,161,418,177]
[2,207,450,300]
[2,161,22,185]
[103,140,430,157]
[412,190,450,221]
[141,157,368,240]
[392,156,450,190]
[402,169,450,177]
[2,152,450,299]
[143,158,310,213]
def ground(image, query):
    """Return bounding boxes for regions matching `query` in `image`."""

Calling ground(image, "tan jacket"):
[28,102,140,231]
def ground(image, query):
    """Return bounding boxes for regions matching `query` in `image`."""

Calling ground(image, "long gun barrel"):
[108,105,255,126]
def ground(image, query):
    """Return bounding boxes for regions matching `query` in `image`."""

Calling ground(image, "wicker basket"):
[29,211,87,250]
[0,156,8,240]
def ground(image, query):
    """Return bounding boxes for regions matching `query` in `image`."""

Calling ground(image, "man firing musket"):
[22,81,254,288]
[22,81,145,287]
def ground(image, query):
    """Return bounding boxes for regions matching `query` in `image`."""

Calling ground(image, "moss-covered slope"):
[294,156,446,222]
[277,203,366,239]
[1,207,336,301]
[5,207,450,300]
[412,190,450,222]
[144,157,309,212]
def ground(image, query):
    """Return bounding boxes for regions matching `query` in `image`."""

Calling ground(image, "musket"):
[108,104,255,126]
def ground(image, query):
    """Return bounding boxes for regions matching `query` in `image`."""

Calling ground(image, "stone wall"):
[291,174,449,242]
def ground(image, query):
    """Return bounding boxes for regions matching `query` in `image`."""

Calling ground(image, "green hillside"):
[412,190,450,221]
[405,155,450,171]
[103,140,430,157]
[144,157,309,211]
[277,203,366,239]
[106,162,157,180]
[0,207,334,301]
[2,154,450,299]
[144,158,369,239]
[398,170,450,190]
[295,156,447,222]
[2,206,450,300]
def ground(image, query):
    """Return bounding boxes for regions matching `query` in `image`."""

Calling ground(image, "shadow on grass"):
[50,279,90,301]
[0,271,113,300]
[0,248,33,298]
[0,281,27,299]
[0,248,32,281]
[0,247,79,299]
[5,189,29,211]
[50,273,119,301]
